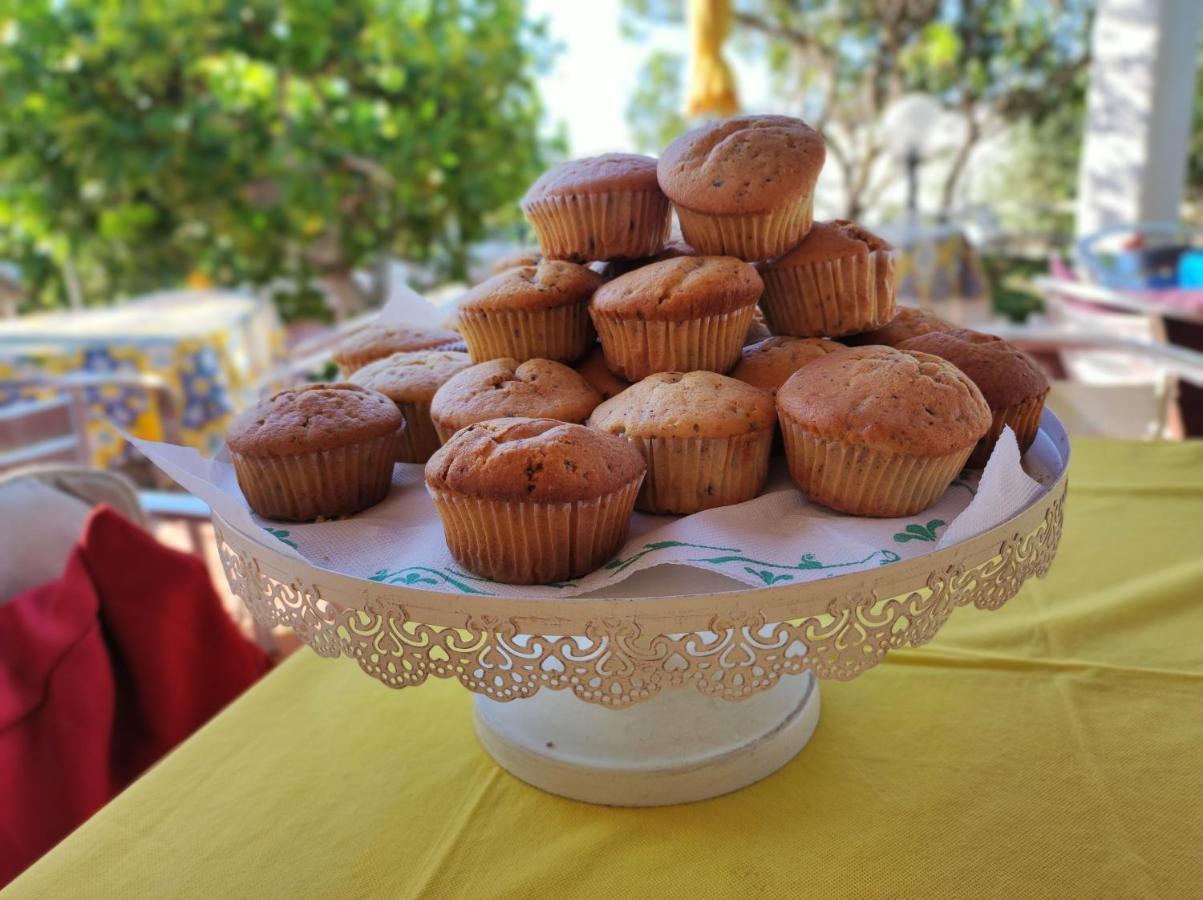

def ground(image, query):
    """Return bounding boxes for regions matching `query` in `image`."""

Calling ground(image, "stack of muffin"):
[226,115,1050,586]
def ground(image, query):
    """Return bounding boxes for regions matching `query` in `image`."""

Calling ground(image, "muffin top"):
[769,220,891,268]
[575,345,631,401]
[591,256,763,321]
[844,306,954,347]
[457,259,602,313]
[227,383,401,458]
[332,324,460,370]
[897,328,1050,410]
[491,248,542,274]
[348,350,472,403]
[657,115,826,215]
[522,153,660,204]
[606,232,699,278]
[588,370,776,439]
[744,307,772,345]
[777,346,990,457]
[431,358,602,431]
[425,417,645,503]
[731,337,845,394]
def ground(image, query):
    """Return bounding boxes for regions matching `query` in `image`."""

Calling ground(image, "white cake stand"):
[214,414,1069,806]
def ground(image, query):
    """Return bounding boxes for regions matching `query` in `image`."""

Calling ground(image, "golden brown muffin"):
[897,328,1050,467]
[425,417,645,583]
[657,115,826,261]
[226,383,402,521]
[589,255,763,380]
[349,350,472,463]
[731,336,845,395]
[758,220,896,338]
[588,371,776,514]
[776,347,990,517]
[843,306,954,347]
[744,306,772,345]
[574,345,631,400]
[331,325,461,375]
[521,153,672,262]
[491,247,542,274]
[605,230,700,279]
[455,259,602,364]
[430,357,602,442]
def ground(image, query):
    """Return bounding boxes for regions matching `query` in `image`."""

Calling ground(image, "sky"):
[529,0,641,156]
[529,0,772,157]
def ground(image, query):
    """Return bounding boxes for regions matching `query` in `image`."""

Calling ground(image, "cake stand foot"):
[473,673,820,807]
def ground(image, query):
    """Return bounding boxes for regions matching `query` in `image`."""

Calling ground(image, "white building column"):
[1075,0,1203,237]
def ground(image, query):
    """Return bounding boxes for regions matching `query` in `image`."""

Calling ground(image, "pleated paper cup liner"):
[760,248,896,338]
[231,429,402,523]
[458,303,594,364]
[428,475,643,585]
[591,305,754,381]
[780,416,972,518]
[431,417,460,445]
[523,189,671,261]
[674,193,814,262]
[628,429,774,515]
[969,391,1048,469]
[396,400,443,464]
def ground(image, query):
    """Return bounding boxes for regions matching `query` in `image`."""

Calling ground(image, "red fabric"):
[0,506,272,886]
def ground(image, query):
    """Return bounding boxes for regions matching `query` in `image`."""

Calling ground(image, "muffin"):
[589,256,762,381]
[731,336,844,395]
[605,230,700,279]
[575,345,631,400]
[588,371,776,514]
[491,247,542,274]
[657,115,826,261]
[898,328,1050,467]
[430,358,602,442]
[521,153,672,262]
[331,325,460,375]
[758,220,896,338]
[348,350,472,463]
[744,306,772,345]
[425,418,645,584]
[455,260,601,364]
[843,306,954,347]
[776,347,990,517]
[226,383,402,522]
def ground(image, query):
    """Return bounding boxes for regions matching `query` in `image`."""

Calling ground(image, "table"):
[878,221,989,315]
[7,438,1203,898]
[0,292,281,468]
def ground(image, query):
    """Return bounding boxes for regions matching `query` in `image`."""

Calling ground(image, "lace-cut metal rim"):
[213,415,1068,705]
[216,471,1065,633]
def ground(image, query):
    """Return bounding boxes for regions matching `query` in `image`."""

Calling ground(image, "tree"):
[626,50,689,155]
[0,0,556,319]
[624,0,1093,221]
[1189,40,1203,221]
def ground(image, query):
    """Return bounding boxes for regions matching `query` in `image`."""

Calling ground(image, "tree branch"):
[732,11,835,66]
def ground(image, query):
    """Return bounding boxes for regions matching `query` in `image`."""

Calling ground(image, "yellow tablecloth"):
[8,439,1203,899]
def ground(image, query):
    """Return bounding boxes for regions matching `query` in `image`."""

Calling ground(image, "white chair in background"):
[0,372,211,547]
[990,324,1203,439]
[1031,276,1203,437]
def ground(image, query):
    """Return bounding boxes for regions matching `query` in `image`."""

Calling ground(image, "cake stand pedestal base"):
[473,672,820,807]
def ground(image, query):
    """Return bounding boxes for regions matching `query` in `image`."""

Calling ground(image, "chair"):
[989,324,1203,439]
[0,373,213,551]
[1033,274,1203,435]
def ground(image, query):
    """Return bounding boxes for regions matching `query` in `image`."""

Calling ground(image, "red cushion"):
[0,506,272,886]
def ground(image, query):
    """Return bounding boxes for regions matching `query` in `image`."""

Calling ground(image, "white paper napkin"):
[131,425,1056,599]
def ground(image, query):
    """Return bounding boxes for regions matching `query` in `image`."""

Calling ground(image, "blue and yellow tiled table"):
[0,291,282,468]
